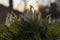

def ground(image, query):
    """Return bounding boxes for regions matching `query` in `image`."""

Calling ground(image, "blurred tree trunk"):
[9,0,13,13]
[23,0,26,12]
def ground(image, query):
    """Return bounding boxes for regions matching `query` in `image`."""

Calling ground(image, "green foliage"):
[0,25,12,40]
[0,19,60,40]
[9,19,49,40]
